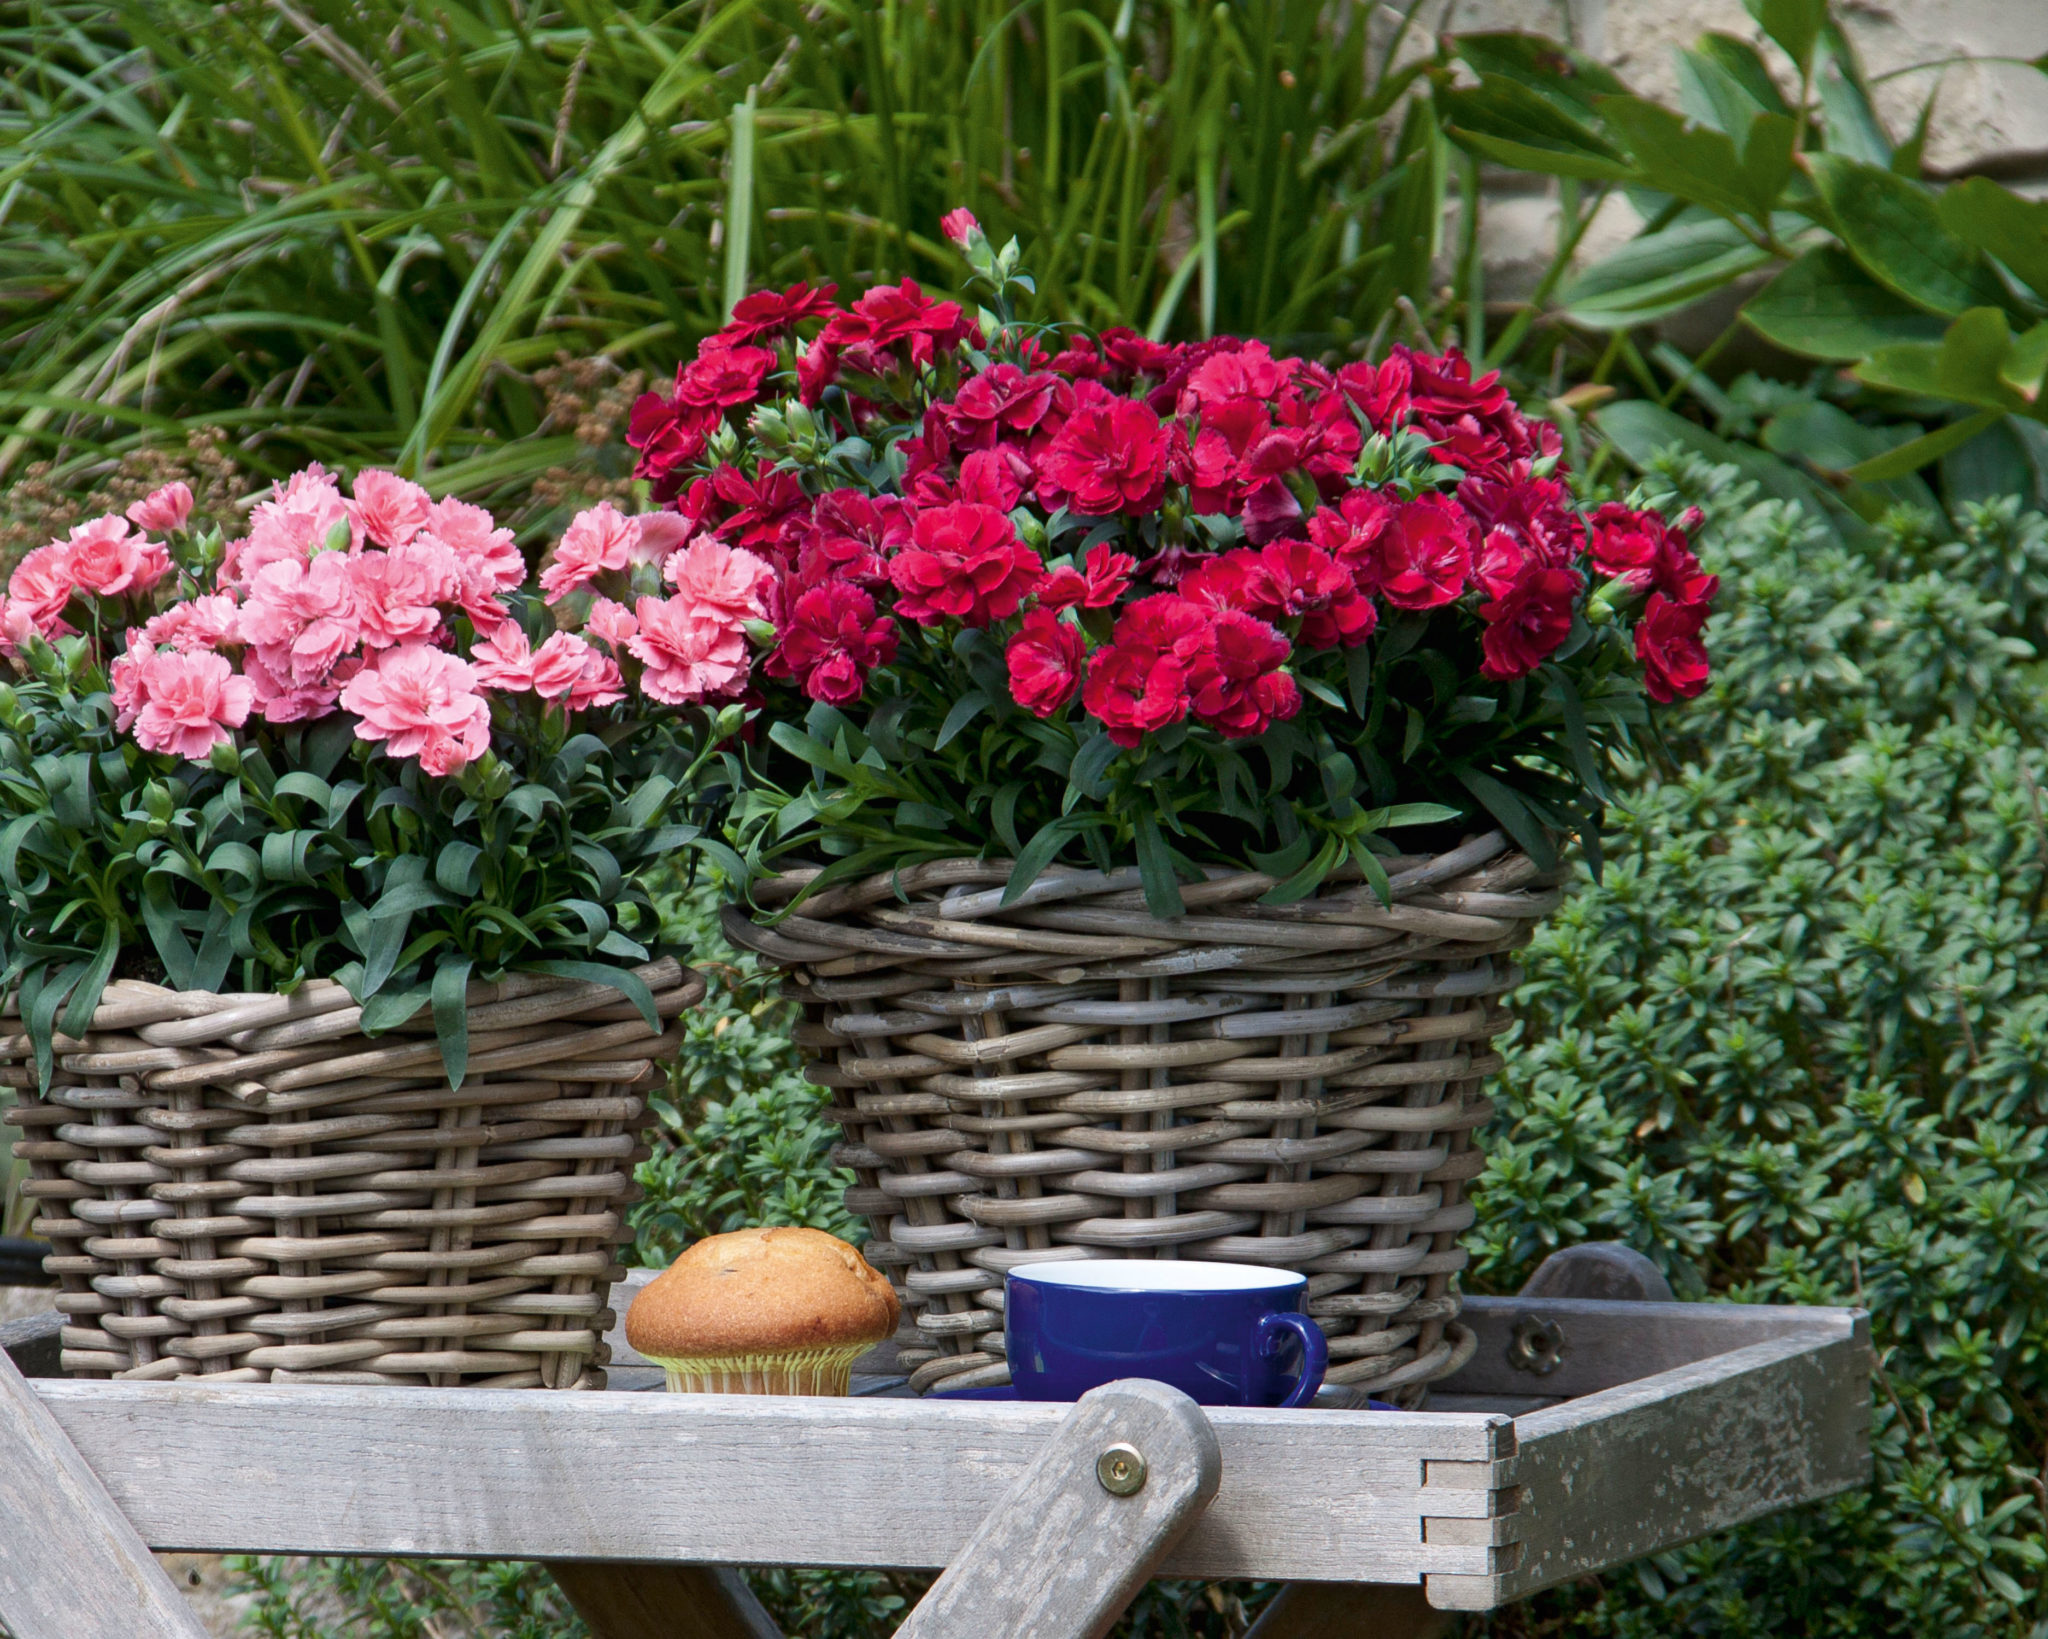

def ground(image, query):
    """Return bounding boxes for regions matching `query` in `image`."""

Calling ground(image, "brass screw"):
[1096,1443,1147,1497]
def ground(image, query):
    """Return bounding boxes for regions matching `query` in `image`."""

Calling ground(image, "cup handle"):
[1255,1312,1329,1408]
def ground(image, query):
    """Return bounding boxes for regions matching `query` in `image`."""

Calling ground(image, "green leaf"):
[1248,830,1315,879]
[1743,0,1825,73]
[57,922,118,1041]
[1002,819,1080,905]
[1134,816,1185,920]
[1813,29,1890,167]
[527,959,661,1035]
[1374,803,1464,829]
[362,984,430,1035]
[431,957,474,1091]
[1068,731,1120,801]
[1936,177,2048,304]
[1742,245,1950,361]
[1597,98,1755,224]
[1806,154,2009,318]
[434,840,484,896]
[1856,309,2029,412]
[1739,112,1799,219]
[1565,216,1776,330]
[1842,409,2004,481]
[1454,766,1558,869]
[935,690,991,750]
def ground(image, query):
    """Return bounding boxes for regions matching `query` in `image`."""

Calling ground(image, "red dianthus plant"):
[626,214,1718,908]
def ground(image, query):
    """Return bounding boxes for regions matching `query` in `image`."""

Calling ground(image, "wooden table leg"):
[545,1561,784,1639]
[898,1379,1222,1639]
[1243,1580,1452,1639]
[0,1347,211,1639]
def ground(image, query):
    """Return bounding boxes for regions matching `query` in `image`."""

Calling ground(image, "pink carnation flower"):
[423,497,523,590]
[236,466,358,589]
[7,544,77,635]
[661,537,775,621]
[244,645,344,724]
[340,643,491,776]
[627,594,751,704]
[110,633,151,729]
[585,597,638,650]
[349,539,458,650]
[540,503,641,603]
[65,515,172,598]
[630,512,693,568]
[127,482,193,534]
[240,553,356,683]
[129,649,254,761]
[349,469,433,549]
[138,595,241,654]
[565,646,625,711]
[0,598,36,657]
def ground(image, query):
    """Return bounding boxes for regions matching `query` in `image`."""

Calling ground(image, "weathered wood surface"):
[1516,1243,1674,1303]
[1243,1581,1451,1639]
[1426,1323,1873,1610]
[545,1562,784,1639]
[1444,1297,1862,1399]
[0,1347,210,1639]
[7,1296,1871,1613]
[31,1376,1513,1583]
[898,1381,1220,1639]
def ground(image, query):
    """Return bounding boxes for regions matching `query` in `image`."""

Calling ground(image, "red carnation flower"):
[798,490,908,589]
[766,580,899,705]
[888,502,1041,626]
[1035,382,1170,517]
[1006,608,1087,716]
[1177,341,1296,414]
[940,208,981,248]
[718,282,840,347]
[1318,491,1474,610]
[947,364,1063,450]
[1039,543,1135,611]
[1588,503,1705,598]
[1479,565,1580,681]
[1335,355,1412,432]
[1463,475,1585,568]
[1635,591,1713,702]
[1083,644,1189,747]
[709,465,809,558]
[796,337,839,405]
[1114,593,1216,668]
[626,387,718,502]
[821,278,975,370]
[955,447,1032,511]
[1183,540,1376,650]
[1187,609,1298,738]
[676,344,775,411]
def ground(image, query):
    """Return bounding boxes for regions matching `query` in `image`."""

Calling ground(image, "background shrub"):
[1471,458,2048,1636]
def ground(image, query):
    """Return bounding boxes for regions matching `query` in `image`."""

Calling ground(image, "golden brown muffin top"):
[624,1226,900,1359]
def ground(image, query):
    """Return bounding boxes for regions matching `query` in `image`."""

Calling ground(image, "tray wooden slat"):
[11,1296,1872,1609]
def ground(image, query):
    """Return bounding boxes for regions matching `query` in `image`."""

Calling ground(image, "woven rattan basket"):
[2,956,702,1387]
[723,831,1560,1404]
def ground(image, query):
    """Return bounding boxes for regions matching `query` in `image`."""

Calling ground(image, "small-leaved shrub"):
[1470,458,2048,1636]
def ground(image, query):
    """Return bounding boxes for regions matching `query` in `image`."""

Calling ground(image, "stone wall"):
[1398,0,2048,298]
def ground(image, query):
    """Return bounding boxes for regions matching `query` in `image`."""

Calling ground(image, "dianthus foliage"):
[1470,458,2048,1636]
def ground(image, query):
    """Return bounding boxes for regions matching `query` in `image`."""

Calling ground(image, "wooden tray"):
[1,1265,1869,1639]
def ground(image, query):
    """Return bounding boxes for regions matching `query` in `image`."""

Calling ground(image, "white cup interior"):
[1010,1259,1305,1294]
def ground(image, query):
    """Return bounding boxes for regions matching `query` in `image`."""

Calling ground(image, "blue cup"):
[1005,1259,1328,1407]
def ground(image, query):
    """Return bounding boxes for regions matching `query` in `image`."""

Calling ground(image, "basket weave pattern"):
[2,958,702,1387]
[725,833,1558,1403]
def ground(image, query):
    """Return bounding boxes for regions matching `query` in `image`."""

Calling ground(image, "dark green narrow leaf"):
[57,923,120,1041]
[1003,819,1078,905]
[1454,766,1559,870]
[528,959,662,1035]
[1844,409,2003,481]
[1135,816,1185,920]
[432,957,475,1091]
[935,690,991,750]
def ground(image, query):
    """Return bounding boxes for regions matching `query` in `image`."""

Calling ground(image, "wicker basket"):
[723,833,1560,1404]
[1,957,703,1387]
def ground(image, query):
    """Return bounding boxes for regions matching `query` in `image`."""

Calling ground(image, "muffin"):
[625,1226,900,1395]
